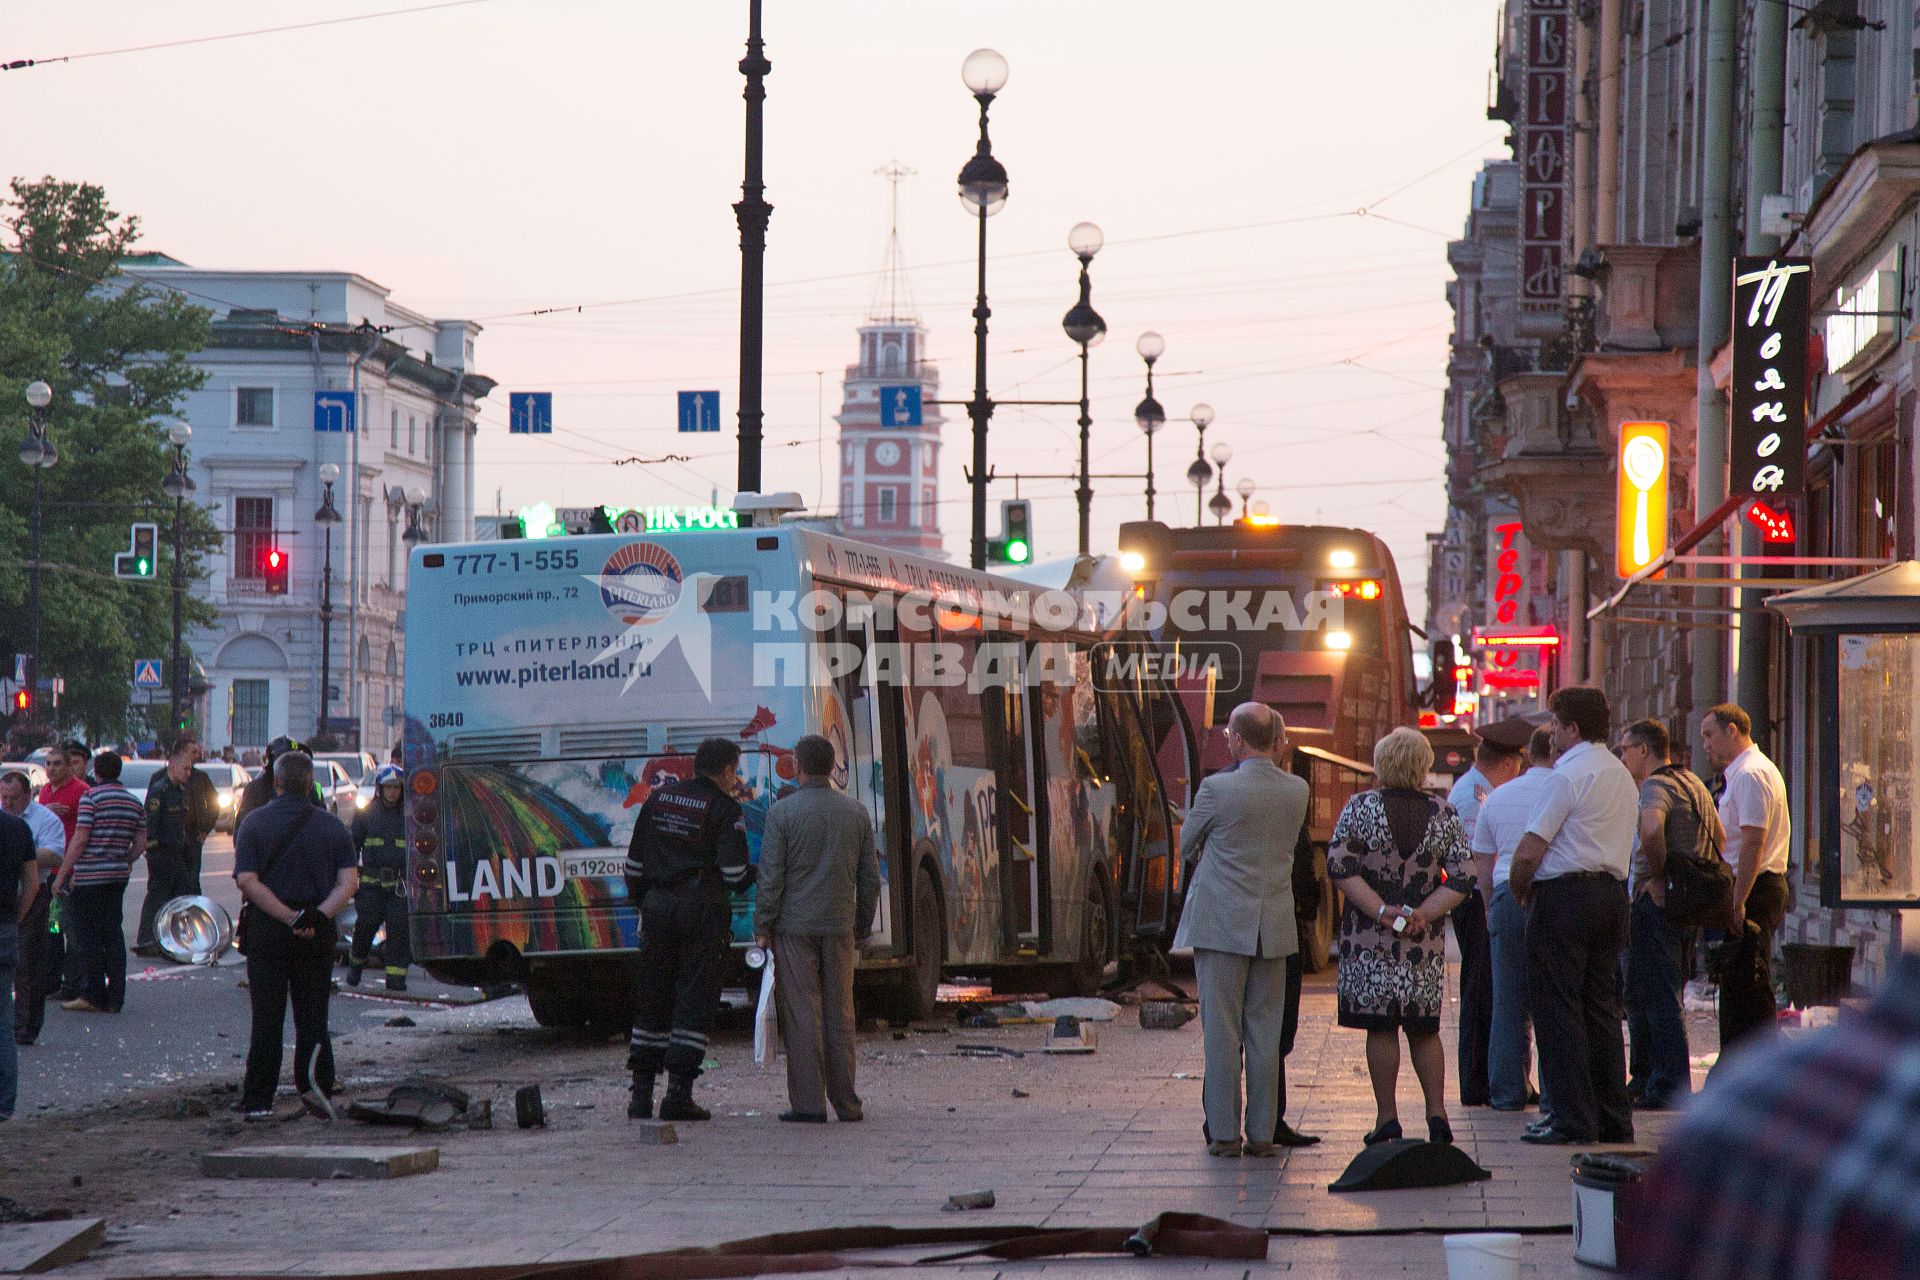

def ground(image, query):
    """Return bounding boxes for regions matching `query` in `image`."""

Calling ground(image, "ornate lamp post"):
[1062,221,1107,557]
[1208,442,1234,524]
[161,422,195,732]
[1236,477,1256,520]
[19,380,57,725]
[958,47,1010,570]
[315,463,342,745]
[734,0,773,493]
[1134,333,1166,520]
[1186,403,1215,525]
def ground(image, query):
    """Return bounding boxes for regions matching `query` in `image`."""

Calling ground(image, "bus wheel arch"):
[1064,859,1116,996]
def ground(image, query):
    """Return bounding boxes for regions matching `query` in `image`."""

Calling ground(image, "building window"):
[390,408,399,448]
[408,415,416,455]
[232,679,270,747]
[234,497,274,578]
[877,487,897,523]
[425,418,433,461]
[235,387,275,427]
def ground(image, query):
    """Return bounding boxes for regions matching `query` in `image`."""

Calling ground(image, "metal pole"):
[26,457,43,727]
[735,0,772,494]
[969,199,992,569]
[1143,364,1157,522]
[318,522,333,744]
[1691,0,1737,771]
[1194,424,1207,526]
[1075,341,1092,557]
[1736,0,1788,752]
[168,480,185,731]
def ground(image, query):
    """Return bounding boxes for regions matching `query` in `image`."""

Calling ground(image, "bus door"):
[983,639,1042,952]
[831,601,901,949]
[1094,645,1193,942]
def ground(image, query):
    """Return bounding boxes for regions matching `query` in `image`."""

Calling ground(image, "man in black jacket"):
[347,766,409,991]
[235,737,324,833]
[624,738,755,1123]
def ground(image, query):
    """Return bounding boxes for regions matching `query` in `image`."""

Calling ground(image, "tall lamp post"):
[1134,333,1166,520]
[734,0,773,493]
[19,381,57,726]
[1208,443,1234,524]
[1186,403,1215,525]
[1062,221,1107,557]
[315,463,342,745]
[161,422,195,733]
[958,47,1010,570]
[1235,477,1256,520]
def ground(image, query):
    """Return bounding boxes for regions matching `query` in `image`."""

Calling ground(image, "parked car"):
[315,751,376,786]
[196,761,252,833]
[115,760,169,807]
[0,762,49,792]
[316,759,359,818]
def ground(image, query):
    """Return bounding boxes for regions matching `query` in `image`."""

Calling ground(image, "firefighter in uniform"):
[236,737,324,833]
[347,766,410,991]
[624,737,755,1122]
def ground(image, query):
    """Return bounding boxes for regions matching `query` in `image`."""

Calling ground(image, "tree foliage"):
[0,177,218,748]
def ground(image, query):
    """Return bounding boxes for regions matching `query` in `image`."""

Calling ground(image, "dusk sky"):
[10,0,1506,621]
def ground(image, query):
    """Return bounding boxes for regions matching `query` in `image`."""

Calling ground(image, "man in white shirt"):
[1509,687,1639,1146]
[1446,719,1529,1108]
[1470,725,1557,1116]
[1701,704,1791,1058]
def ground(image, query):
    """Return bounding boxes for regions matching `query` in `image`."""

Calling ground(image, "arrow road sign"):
[313,390,355,433]
[509,391,553,434]
[133,659,164,689]
[678,390,721,433]
[877,385,922,428]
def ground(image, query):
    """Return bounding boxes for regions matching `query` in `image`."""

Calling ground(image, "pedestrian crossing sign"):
[133,659,164,689]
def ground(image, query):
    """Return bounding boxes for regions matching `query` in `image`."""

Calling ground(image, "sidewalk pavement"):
[11,966,1714,1279]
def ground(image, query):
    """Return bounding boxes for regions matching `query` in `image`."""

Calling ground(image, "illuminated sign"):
[1746,500,1796,545]
[1472,625,1561,647]
[1825,248,1901,377]
[1518,0,1570,332]
[1615,420,1670,578]
[630,505,739,532]
[1730,256,1811,499]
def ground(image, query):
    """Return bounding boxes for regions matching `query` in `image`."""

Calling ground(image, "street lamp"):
[1236,476,1256,520]
[402,485,430,544]
[19,380,56,727]
[1062,220,1106,557]
[315,463,343,744]
[1209,442,1234,524]
[1134,332,1166,520]
[1186,403,1215,525]
[162,421,195,733]
[958,46,1009,570]
[734,0,773,494]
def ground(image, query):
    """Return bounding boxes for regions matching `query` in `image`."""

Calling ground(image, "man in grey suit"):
[1173,702,1310,1157]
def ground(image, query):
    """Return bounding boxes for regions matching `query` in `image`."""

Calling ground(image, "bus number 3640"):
[429,712,465,728]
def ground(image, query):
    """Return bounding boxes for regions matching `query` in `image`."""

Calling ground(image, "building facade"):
[1434,1,1920,985]
[834,317,947,559]
[133,260,493,756]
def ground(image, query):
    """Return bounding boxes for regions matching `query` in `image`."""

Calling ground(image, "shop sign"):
[1824,248,1902,377]
[1615,421,1670,578]
[1730,256,1811,499]
[1518,0,1570,333]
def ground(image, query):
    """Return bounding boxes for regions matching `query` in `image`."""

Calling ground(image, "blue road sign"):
[877,385,923,428]
[678,390,722,433]
[133,659,164,689]
[509,391,554,434]
[313,390,355,433]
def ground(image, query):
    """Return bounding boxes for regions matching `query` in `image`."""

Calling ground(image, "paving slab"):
[0,1220,106,1274]
[199,1144,439,1180]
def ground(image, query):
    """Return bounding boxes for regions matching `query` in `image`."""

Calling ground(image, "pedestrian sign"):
[677,390,721,433]
[877,385,922,428]
[313,390,355,433]
[133,659,164,689]
[509,391,553,434]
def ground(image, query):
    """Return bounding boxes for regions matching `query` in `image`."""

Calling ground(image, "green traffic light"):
[137,558,151,576]
[1006,540,1030,564]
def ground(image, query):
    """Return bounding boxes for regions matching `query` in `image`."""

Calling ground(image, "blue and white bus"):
[401,496,1197,1027]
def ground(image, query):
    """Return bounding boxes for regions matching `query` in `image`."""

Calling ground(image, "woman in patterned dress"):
[1327,727,1476,1146]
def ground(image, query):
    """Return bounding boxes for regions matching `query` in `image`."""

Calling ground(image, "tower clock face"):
[874,441,901,466]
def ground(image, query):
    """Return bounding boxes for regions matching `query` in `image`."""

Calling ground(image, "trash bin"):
[1781,943,1854,1008]
[1571,1153,1647,1270]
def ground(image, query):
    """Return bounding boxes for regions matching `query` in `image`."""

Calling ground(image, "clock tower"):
[835,164,946,559]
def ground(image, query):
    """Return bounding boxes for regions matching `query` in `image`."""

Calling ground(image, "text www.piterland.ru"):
[453,657,646,689]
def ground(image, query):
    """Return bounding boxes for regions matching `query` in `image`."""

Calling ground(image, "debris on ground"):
[0,1217,105,1272]
[943,1189,995,1211]
[1011,1088,1030,1099]
[951,1044,1024,1059]
[201,1145,440,1181]
[346,1079,471,1131]
[1042,1016,1098,1054]
[1138,1001,1197,1031]
[515,1084,547,1129]
[385,1015,417,1028]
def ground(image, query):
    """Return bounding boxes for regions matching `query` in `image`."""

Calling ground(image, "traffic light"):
[114,523,159,580]
[11,690,29,715]
[262,545,290,595]
[989,499,1034,565]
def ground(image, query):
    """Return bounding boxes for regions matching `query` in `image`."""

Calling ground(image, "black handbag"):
[1658,767,1734,927]
[236,806,316,954]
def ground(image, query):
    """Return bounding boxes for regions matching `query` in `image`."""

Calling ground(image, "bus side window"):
[1072,646,1108,784]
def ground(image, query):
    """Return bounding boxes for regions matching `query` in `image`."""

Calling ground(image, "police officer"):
[624,737,755,1122]
[347,766,410,991]
[236,737,324,832]
[135,740,220,957]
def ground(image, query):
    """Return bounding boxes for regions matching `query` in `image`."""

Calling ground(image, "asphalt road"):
[14,834,498,1117]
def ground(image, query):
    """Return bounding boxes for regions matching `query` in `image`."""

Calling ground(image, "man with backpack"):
[1617,718,1725,1111]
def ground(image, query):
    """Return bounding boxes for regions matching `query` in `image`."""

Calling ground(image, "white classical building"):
[129,257,494,755]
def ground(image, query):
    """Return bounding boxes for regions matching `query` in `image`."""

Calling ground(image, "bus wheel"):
[1064,870,1115,996]
[525,965,588,1029]
[871,866,944,1023]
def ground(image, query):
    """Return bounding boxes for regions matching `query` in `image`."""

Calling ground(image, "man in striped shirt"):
[50,752,146,1014]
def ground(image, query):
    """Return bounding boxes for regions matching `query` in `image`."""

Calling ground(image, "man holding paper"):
[754,735,881,1124]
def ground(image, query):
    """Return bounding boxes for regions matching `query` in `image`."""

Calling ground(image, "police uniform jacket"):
[146,770,220,854]
[624,775,754,898]
[350,799,408,882]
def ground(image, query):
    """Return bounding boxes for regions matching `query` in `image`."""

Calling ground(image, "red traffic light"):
[11,690,29,713]
[261,545,289,595]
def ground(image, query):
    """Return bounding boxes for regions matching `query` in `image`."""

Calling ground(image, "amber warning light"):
[1325,579,1383,600]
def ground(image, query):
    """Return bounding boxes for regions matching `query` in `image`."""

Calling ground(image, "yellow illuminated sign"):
[1615,421,1669,578]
